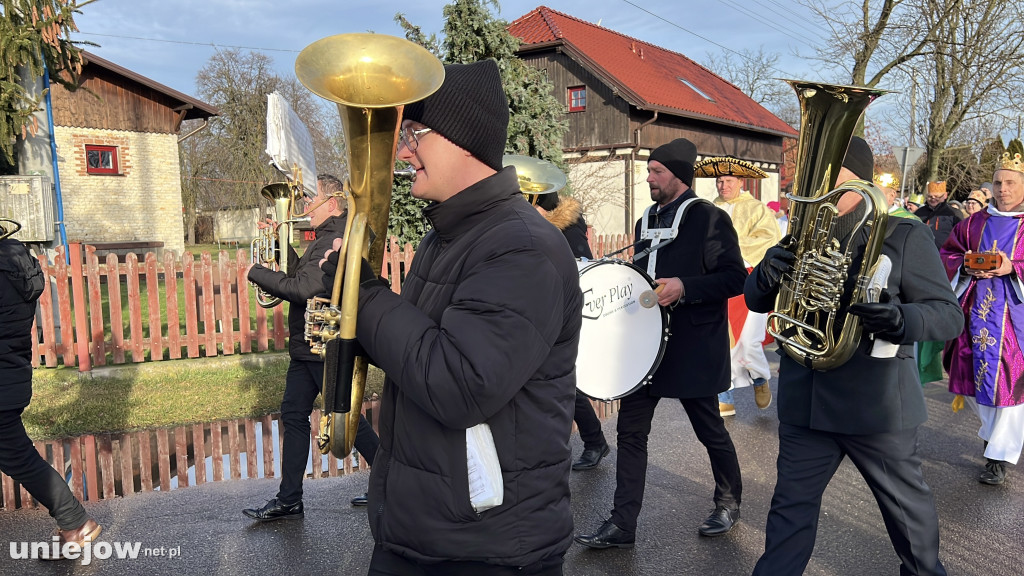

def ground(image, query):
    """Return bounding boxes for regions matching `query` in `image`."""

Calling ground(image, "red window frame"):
[85,145,119,175]
[568,86,587,112]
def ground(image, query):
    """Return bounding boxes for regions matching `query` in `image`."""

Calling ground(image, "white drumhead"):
[575,260,667,400]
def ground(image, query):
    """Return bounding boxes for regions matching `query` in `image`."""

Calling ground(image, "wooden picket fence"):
[0,402,382,511]
[2,232,633,511]
[30,233,635,372]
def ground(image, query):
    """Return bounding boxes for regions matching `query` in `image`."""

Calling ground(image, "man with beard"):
[575,138,747,548]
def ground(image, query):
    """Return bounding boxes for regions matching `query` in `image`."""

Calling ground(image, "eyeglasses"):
[398,126,433,152]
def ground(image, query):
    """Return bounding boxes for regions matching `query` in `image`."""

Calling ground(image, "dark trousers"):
[573,394,605,450]
[752,423,946,576]
[611,389,741,532]
[0,408,88,530]
[277,359,380,504]
[368,544,563,575]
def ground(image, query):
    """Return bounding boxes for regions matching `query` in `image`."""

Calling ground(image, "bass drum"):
[575,259,669,401]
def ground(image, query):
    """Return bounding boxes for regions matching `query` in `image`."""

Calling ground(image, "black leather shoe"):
[351,493,368,506]
[698,506,740,537]
[979,460,1007,485]
[572,443,610,471]
[574,519,635,549]
[243,498,304,521]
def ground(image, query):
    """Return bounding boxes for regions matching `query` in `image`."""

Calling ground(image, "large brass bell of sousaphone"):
[295,34,444,458]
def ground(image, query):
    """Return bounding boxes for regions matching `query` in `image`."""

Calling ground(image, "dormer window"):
[678,77,714,102]
[568,86,587,112]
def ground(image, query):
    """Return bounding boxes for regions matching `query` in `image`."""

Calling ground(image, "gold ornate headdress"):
[1000,152,1024,173]
[873,172,900,189]
[693,156,768,179]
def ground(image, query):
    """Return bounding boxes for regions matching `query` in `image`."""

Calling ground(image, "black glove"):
[757,243,797,293]
[848,293,904,340]
[320,251,382,295]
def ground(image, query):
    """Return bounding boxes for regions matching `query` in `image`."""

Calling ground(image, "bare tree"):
[702,47,798,127]
[567,154,626,226]
[918,0,1024,181]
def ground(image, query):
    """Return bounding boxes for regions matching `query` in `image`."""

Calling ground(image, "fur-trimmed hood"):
[542,196,583,232]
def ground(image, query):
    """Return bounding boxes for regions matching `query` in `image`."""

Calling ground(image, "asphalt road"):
[1,373,1020,575]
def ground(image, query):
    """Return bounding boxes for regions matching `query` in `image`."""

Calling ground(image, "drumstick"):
[638,284,665,308]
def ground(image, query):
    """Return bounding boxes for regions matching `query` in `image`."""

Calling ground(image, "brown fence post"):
[99,434,115,499]
[137,430,153,492]
[218,252,235,355]
[85,246,105,367]
[175,427,189,489]
[83,435,98,501]
[107,253,126,364]
[211,421,224,481]
[261,415,274,479]
[201,252,216,357]
[227,419,241,480]
[165,250,182,360]
[192,423,207,485]
[156,428,171,492]
[54,246,74,367]
[183,253,199,358]
[145,252,163,362]
[69,242,90,371]
[237,249,252,354]
[244,419,258,479]
[125,253,144,363]
[118,434,134,496]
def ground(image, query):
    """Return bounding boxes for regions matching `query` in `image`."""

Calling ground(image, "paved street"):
[1,372,1021,575]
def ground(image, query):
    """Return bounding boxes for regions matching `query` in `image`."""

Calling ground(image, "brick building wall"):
[55,127,185,255]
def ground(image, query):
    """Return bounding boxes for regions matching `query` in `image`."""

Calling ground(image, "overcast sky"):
[70,0,829,100]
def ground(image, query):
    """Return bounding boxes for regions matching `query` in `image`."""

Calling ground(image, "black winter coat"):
[248,215,346,362]
[0,239,45,411]
[745,216,963,434]
[632,191,747,398]
[355,167,582,566]
[914,202,962,250]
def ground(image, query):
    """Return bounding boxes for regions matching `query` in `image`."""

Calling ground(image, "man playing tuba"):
[745,137,963,575]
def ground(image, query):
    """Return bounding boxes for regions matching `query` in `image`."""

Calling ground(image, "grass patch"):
[23,355,386,440]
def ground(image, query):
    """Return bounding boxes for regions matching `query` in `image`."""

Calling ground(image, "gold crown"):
[1000,152,1024,173]
[873,172,899,189]
[927,181,946,196]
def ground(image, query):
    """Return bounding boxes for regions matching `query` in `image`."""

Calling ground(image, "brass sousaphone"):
[767,81,889,370]
[297,34,444,458]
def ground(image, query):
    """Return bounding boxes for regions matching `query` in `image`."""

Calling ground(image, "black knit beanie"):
[842,136,874,181]
[649,138,697,187]
[402,60,509,171]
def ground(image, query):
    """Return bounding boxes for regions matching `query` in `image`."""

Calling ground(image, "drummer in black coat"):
[576,138,748,548]
[526,185,609,471]
[745,137,963,575]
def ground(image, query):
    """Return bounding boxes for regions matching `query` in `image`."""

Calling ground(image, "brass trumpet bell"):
[502,154,568,195]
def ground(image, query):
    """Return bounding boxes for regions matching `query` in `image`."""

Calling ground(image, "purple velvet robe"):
[941,210,1024,407]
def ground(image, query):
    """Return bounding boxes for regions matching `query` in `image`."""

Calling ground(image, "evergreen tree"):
[0,0,94,170]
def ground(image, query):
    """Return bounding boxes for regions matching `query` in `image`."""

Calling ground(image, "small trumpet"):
[0,218,21,241]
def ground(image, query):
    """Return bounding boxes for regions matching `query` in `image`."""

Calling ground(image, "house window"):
[568,86,587,112]
[85,145,119,175]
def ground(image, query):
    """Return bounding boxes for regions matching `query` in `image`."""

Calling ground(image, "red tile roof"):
[508,6,797,138]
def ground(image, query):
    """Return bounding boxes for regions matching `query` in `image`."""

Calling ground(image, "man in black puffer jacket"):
[323,60,581,575]
[0,236,102,556]
[242,174,379,521]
